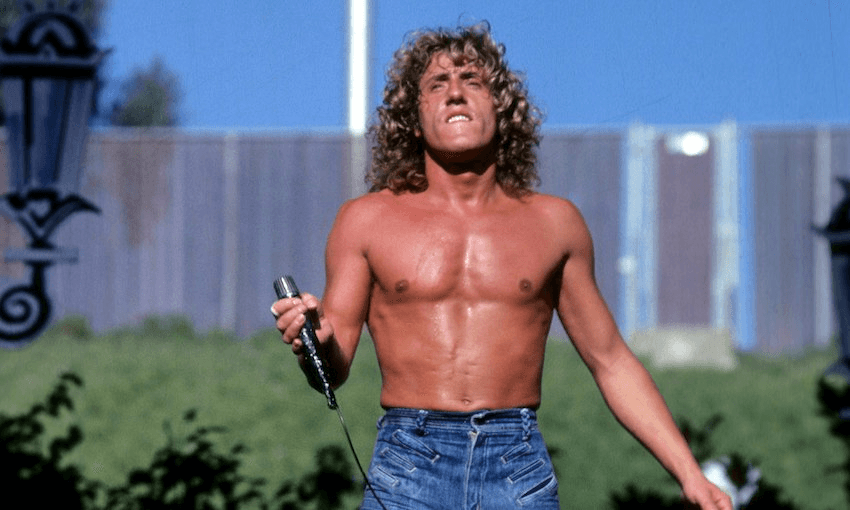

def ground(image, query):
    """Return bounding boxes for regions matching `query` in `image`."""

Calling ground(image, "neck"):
[422,151,501,208]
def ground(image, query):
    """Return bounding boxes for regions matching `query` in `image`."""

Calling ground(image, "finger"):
[271,297,303,320]
[272,299,306,338]
[282,312,307,344]
[291,337,304,355]
[299,293,322,314]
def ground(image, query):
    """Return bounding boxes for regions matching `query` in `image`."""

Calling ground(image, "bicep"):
[555,207,626,374]
[322,201,373,351]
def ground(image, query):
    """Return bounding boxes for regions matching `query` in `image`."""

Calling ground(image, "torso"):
[360,189,573,411]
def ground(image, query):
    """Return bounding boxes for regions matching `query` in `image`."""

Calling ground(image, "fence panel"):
[1,127,847,353]
[538,131,622,315]
[9,131,349,338]
[750,129,816,353]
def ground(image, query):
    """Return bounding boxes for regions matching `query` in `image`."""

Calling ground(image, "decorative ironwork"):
[0,1,106,347]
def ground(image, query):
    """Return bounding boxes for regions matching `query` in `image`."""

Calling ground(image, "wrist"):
[670,455,706,488]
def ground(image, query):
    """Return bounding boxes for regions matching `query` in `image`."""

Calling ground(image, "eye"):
[425,80,446,93]
[461,72,485,89]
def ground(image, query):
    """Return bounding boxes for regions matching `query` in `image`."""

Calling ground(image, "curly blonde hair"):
[366,22,543,197]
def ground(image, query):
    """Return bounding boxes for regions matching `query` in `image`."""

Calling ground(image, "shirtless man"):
[272,23,731,510]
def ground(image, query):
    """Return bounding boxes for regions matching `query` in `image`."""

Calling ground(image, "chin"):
[438,145,490,161]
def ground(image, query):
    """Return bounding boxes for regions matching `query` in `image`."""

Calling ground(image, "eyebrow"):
[428,72,451,83]
[423,68,484,85]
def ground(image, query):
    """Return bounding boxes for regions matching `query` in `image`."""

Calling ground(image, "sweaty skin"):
[332,187,571,411]
[273,51,733,510]
[300,52,567,411]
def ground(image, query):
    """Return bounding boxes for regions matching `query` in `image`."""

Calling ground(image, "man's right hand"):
[270,292,333,357]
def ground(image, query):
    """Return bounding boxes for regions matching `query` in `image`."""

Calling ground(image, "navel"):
[395,279,410,293]
[519,279,533,293]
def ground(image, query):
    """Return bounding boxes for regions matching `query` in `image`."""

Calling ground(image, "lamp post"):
[0,1,106,347]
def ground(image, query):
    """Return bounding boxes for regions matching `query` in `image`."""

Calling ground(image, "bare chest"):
[367,210,563,301]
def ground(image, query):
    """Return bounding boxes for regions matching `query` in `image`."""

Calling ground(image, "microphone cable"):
[274,276,388,510]
[334,401,388,510]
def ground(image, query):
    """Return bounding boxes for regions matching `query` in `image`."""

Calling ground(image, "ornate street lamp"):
[0,1,106,347]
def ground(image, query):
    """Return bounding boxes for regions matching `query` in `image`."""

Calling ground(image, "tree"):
[0,0,108,124]
[109,56,182,127]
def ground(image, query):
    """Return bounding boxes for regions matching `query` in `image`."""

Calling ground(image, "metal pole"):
[347,0,370,198]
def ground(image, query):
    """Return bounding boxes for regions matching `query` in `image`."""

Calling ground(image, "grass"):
[1,314,845,509]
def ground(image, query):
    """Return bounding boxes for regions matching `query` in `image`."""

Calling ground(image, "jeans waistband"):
[379,407,537,438]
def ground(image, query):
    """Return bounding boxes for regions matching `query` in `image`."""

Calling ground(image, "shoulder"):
[524,192,587,229]
[328,190,405,246]
[334,189,397,224]
[520,192,593,253]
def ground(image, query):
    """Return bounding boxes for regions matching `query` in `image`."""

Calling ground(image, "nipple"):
[395,279,410,293]
[519,279,532,292]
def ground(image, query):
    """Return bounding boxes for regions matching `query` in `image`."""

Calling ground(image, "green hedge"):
[0,315,845,509]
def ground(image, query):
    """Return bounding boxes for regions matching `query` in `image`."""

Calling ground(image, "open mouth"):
[447,114,470,123]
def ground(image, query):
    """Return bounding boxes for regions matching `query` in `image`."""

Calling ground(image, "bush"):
[609,414,799,509]
[818,374,850,508]
[46,315,95,341]
[136,314,196,339]
[3,323,842,508]
[104,409,266,509]
[0,372,99,509]
[1,373,362,510]
[273,445,359,510]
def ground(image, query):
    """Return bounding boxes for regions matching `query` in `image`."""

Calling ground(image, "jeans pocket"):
[516,472,559,506]
[390,429,441,463]
[503,440,560,506]
[500,441,532,464]
[507,458,545,484]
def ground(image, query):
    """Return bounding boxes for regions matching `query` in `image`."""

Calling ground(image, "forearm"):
[592,348,703,487]
[316,318,361,389]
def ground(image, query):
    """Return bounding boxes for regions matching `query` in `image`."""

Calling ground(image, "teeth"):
[448,115,470,123]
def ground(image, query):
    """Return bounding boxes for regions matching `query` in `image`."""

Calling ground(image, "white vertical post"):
[814,127,834,347]
[171,137,186,315]
[643,127,658,331]
[621,122,657,341]
[711,120,739,332]
[348,0,370,198]
[220,131,239,331]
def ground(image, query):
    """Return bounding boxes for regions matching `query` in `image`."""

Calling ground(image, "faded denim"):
[360,408,561,509]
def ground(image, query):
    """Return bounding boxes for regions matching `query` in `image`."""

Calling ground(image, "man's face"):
[416,52,498,165]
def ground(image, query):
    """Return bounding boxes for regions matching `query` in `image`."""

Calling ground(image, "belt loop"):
[416,409,428,436]
[521,408,532,441]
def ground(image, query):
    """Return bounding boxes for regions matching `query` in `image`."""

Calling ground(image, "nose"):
[446,78,465,104]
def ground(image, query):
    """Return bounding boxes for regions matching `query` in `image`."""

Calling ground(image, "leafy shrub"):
[104,314,197,340]
[0,372,99,509]
[1,372,362,509]
[818,374,850,507]
[137,314,196,339]
[273,445,359,510]
[104,409,266,509]
[47,315,95,340]
[609,414,798,509]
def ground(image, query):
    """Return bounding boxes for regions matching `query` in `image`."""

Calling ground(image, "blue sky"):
[100,1,850,130]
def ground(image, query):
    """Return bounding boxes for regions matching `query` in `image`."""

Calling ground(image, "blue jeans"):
[360,408,561,509]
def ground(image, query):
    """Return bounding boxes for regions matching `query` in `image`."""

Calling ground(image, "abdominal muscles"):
[368,288,552,411]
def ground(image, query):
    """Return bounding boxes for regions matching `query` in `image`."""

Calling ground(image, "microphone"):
[273,275,337,409]
[272,275,388,509]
